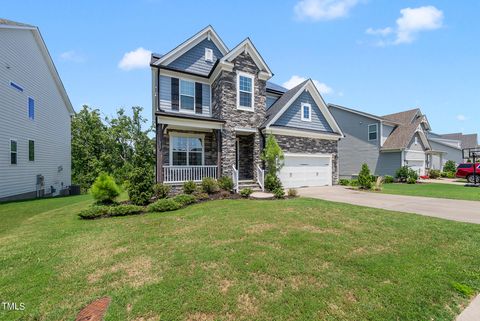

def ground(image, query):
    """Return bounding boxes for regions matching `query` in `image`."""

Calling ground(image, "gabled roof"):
[0,18,74,114]
[382,108,421,124]
[266,81,287,94]
[382,116,431,150]
[152,25,229,66]
[262,79,343,136]
[441,133,478,149]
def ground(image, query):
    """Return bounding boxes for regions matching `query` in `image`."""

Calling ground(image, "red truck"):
[456,163,480,183]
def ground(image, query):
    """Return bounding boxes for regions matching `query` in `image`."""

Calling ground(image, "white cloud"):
[282,75,333,95]
[60,50,85,63]
[457,114,467,121]
[366,6,444,45]
[294,0,360,21]
[118,47,152,71]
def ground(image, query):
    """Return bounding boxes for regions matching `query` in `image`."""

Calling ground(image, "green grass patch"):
[1,195,479,320]
[381,183,480,201]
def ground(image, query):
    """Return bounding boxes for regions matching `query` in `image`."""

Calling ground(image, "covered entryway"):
[279,153,332,188]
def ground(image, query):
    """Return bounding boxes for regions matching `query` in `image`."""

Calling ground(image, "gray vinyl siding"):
[376,152,402,176]
[273,91,333,132]
[159,75,211,115]
[0,28,71,200]
[407,133,426,151]
[382,124,394,146]
[167,38,223,76]
[430,141,463,165]
[329,106,384,178]
[266,94,279,109]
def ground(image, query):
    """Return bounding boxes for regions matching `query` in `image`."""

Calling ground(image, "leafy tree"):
[261,134,284,176]
[443,160,456,173]
[358,163,373,189]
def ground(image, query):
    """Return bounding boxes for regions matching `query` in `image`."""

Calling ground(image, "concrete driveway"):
[299,186,480,224]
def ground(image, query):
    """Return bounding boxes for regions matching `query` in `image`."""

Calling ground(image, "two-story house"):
[0,19,73,202]
[150,26,343,190]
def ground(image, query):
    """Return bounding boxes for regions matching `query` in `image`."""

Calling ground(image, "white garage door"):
[407,160,425,176]
[279,154,332,188]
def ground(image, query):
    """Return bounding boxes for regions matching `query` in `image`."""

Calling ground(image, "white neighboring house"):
[0,19,74,202]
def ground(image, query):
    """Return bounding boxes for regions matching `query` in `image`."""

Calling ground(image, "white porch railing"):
[256,164,265,191]
[163,166,218,183]
[232,165,239,193]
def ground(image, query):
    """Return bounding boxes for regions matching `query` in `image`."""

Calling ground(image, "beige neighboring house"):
[0,19,74,201]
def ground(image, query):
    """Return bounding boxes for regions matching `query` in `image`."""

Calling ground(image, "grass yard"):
[381,182,480,201]
[1,195,480,320]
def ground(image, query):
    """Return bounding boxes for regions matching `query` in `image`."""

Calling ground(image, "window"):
[171,135,203,166]
[368,124,378,141]
[10,140,17,165]
[29,140,35,161]
[458,164,473,169]
[205,48,213,62]
[28,97,35,120]
[414,136,418,145]
[180,80,195,111]
[301,103,311,121]
[237,73,253,110]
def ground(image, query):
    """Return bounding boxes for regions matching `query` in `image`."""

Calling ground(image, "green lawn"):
[1,196,480,320]
[381,182,480,201]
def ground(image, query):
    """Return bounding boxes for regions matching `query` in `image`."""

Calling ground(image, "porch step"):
[238,180,262,192]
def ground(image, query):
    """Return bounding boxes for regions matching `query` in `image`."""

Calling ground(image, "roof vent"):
[205,48,213,62]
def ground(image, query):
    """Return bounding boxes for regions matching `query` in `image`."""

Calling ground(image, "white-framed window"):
[205,48,213,62]
[368,124,378,141]
[170,134,204,166]
[237,72,254,111]
[10,140,17,165]
[301,103,312,121]
[180,79,195,112]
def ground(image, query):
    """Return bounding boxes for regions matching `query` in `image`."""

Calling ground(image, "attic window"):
[368,124,378,141]
[205,48,213,62]
[301,103,311,122]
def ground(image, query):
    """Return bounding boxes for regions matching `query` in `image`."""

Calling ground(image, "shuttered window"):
[171,78,204,114]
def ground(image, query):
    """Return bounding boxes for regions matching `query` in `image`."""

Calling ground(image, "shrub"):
[173,194,196,206]
[396,166,418,183]
[261,134,284,176]
[182,180,197,194]
[201,177,219,194]
[153,183,171,199]
[218,176,234,191]
[127,166,154,206]
[445,171,455,178]
[407,177,417,184]
[429,169,441,179]
[349,179,359,187]
[273,187,285,199]
[440,171,448,178]
[265,173,282,192]
[240,188,253,198]
[452,282,474,297]
[384,175,394,184]
[78,205,110,219]
[358,163,373,190]
[90,173,120,204]
[443,160,456,173]
[339,179,350,186]
[195,192,210,201]
[287,188,298,197]
[147,198,181,212]
[108,205,145,217]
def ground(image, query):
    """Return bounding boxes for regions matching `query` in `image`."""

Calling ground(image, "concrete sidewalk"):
[456,295,480,321]
[298,186,480,224]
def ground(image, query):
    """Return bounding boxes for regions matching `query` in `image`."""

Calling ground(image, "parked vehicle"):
[455,163,480,183]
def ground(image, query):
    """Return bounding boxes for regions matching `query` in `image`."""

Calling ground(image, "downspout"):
[259,129,266,169]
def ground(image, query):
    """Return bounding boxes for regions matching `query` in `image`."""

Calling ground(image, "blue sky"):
[4,0,479,136]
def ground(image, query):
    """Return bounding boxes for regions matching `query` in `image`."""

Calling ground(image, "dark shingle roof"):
[266,81,287,93]
[382,108,420,124]
[441,133,478,149]
[0,18,35,28]
[382,116,425,150]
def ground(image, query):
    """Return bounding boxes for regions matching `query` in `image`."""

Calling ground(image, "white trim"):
[368,123,378,141]
[179,79,195,113]
[205,48,213,62]
[301,103,312,122]
[158,69,210,85]
[263,127,341,141]
[328,104,398,125]
[157,115,223,130]
[220,38,273,77]
[235,127,257,134]
[169,132,205,166]
[154,26,228,66]
[236,72,254,111]
[10,139,18,165]
[284,153,332,158]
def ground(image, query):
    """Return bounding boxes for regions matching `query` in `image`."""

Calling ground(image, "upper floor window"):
[170,135,204,166]
[368,124,378,141]
[205,48,213,62]
[301,103,311,121]
[180,80,195,111]
[29,140,35,161]
[237,73,254,111]
[28,97,35,120]
[10,140,17,165]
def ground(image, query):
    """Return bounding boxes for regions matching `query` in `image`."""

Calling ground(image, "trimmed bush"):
[195,192,210,201]
[349,179,359,187]
[240,188,253,198]
[287,188,298,197]
[396,166,418,183]
[218,176,234,191]
[201,177,219,194]
[173,194,196,206]
[339,179,350,186]
[147,198,181,212]
[90,173,120,204]
[265,173,282,192]
[127,166,154,206]
[182,180,197,194]
[154,183,171,199]
[273,187,285,199]
[78,205,110,219]
[407,177,417,184]
[108,205,145,217]
[429,169,441,179]
[443,160,456,173]
[358,163,373,190]
[384,175,394,184]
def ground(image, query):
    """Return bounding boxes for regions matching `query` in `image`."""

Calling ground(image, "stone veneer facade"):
[274,134,339,184]
[211,52,266,179]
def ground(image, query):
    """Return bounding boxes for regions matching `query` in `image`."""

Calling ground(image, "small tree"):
[443,160,456,173]
[261,134,284,176]
[358,163,373,189]
[90,173,120,204]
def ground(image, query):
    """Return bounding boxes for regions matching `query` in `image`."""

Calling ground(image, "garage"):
[406,160,425,176]
[278,153,332,188]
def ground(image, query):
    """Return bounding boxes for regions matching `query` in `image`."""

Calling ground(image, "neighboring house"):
[329,105,435,178]
[434,133,478,162]
[426,132,463,168]
[150,26,343,190]
[0,19,74,202]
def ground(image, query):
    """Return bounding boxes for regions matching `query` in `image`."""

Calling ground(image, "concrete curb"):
[457,295,480,321]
